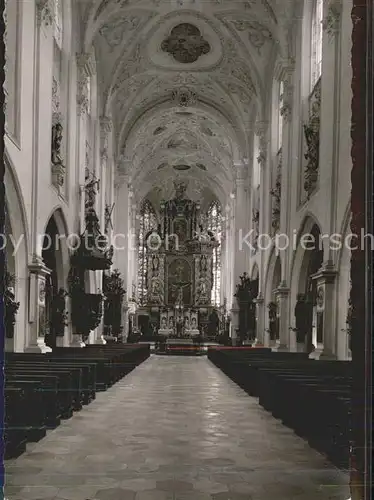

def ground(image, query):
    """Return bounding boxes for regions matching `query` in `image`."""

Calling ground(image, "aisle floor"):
[5,355,350,500]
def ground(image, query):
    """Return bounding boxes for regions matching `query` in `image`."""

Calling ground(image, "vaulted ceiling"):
[77,0,296,205]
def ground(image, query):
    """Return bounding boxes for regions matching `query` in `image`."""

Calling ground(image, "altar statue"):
[164,180,194,217]
[152,255,160,273]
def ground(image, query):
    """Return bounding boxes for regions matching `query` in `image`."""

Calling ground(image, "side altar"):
[139,181,219,338]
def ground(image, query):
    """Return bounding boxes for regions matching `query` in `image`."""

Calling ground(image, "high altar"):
[139,181,219,338]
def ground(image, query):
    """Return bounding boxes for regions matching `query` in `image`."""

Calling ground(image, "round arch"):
[42,206,70,290]
[250,262,259,281]
[4,153,30,352]
[264,246,282,307]
[290,215,323,350]
[336,201,352,359]
[41,208,71,348]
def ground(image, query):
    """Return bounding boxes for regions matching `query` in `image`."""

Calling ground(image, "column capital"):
[254,294,264,304]
[29,255,51,278]
[100,116,113,134]
[76,52,96,78]
[254,120,269,138]
[322,0,342,37]
[36,0,54,27]
[117,155,131,176]
[312,261,337,284]
[233,160,248,183]
[275,281,290,296]
[274,57,295,82]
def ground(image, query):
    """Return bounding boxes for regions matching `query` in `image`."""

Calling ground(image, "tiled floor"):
[5,355,350,500]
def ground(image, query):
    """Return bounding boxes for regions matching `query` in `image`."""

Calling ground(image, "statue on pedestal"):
[51,122,64,166]
[268,301,277,341]
[295,293,309,343]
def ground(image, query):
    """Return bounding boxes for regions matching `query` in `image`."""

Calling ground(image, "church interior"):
[1,0,365,498]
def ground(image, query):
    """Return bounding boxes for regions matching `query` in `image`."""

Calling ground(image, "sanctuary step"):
[156,338,205,355]
[4,344,150,459]
[208,347,351,470]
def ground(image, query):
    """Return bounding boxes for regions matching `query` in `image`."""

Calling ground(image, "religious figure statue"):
[294,293,309,343]
[268,301,277,341]
[195,224,211,242]
[200,254,208,274]
[51,288,68,336]
[165,181,194,217]
[85,176,100,211]
[191,316,198,330]
[152,255,160,273]
[207,309,219,337]
[150,277,162,304]
[196,278,209,304]
[184,316,190,329]
[51,122,64,166]
[176,315,184,337]
[160,316,167,329]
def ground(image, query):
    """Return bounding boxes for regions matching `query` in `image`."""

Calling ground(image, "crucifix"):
[171,263,191,305]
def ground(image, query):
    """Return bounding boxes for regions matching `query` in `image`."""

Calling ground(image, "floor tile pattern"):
[5,356,350,499]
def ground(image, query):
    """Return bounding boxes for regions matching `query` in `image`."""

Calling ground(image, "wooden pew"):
[207,347,351,469]
[4,344,150,460]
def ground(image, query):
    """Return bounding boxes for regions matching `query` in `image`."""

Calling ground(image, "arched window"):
[207,200,222,307]
[278,80,284,151]
[137,200,157,305]
[311,0,323,89]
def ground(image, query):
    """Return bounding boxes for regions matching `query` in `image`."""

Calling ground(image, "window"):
[137,200,157,305]
[207,200,222,307]
[311,0,323,88]
[278,80,284,151]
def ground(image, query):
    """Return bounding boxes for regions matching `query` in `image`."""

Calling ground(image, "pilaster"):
[26,256,52,353]
[254,120,269,298]
[272,282,290,351]
[312,261,338,359]
[36,0,54,28]
[254,294,265,345]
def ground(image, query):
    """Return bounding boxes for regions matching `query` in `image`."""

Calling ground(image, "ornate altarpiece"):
[140,181,219,337]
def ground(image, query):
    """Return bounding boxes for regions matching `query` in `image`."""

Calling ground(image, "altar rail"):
[4,344,150,459]
[207,347,351,470]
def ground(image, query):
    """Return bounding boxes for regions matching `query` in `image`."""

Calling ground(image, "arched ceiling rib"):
[77,0,294,204]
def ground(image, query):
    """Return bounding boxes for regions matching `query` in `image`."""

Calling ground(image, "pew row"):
[207,347,351,470]
[4,344,150,460]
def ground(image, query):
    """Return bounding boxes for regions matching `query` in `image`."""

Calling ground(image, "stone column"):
[76,54,91,234]
[229,161,250,344]
[254,121,269,346]
[253,294,265,345]
[26,256,52,353]
[99,117,113,226]
[113,160,131,278]
[233,160,250,277]
[273,282,290,351]
[230,305,239,345]
[312,261,337,359]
